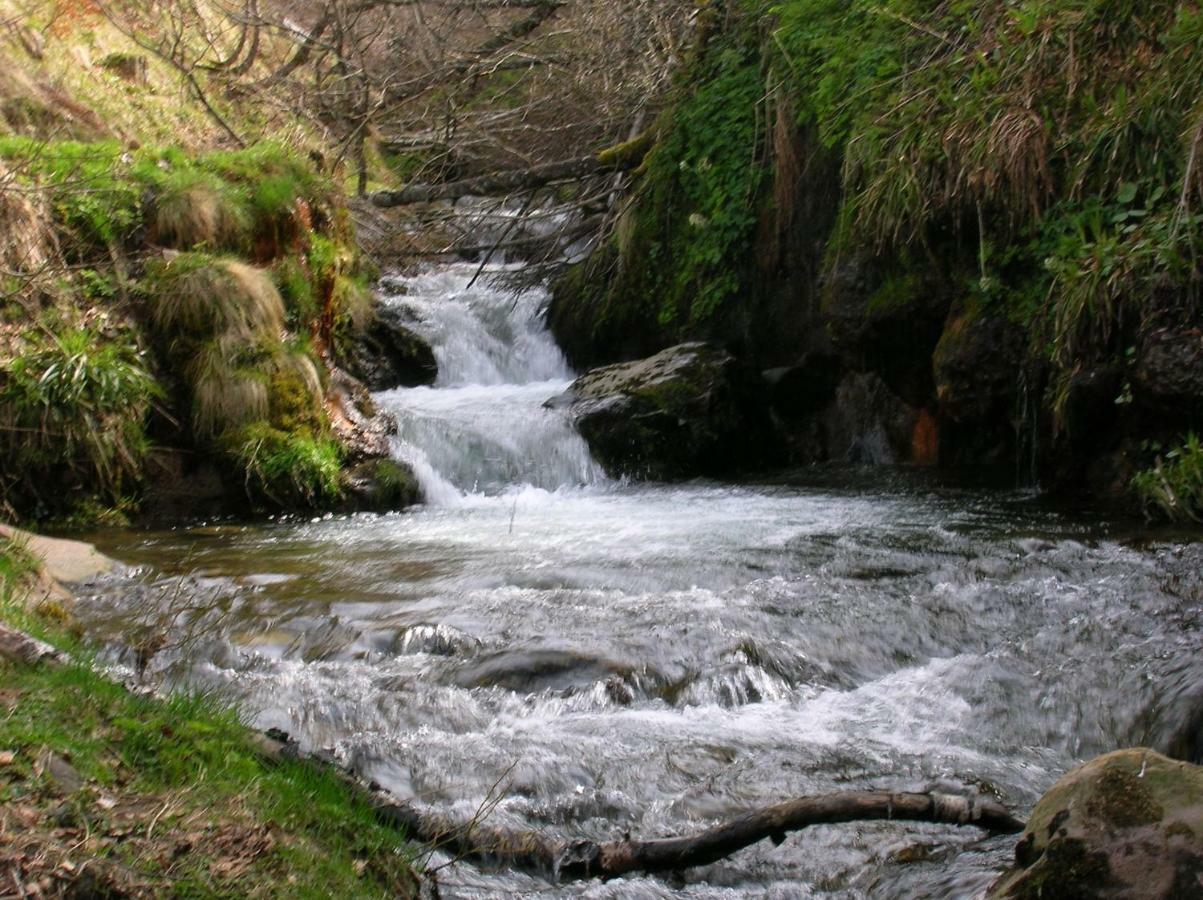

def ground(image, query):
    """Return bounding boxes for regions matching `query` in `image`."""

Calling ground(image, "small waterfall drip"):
[1015,367,1041,490]
[372,261,603,503]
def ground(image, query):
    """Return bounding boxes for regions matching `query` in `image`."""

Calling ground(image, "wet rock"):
[821,258,949,407]
[549,342,780,480]
[932,308,1026,466]
[821,372,920,464]
[764,351,841,422]
[933,310,1024,426]
[1134,326,1203,420]
[340,304,438,391]
[339,458,422,513]
[140,448,233,524]
[988,749,1203,899]
[326,366,397,462]
[1062,366,1122,445]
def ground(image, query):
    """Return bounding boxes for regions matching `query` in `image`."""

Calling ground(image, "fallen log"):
[368,155,628,207]
[367,131,655,207]
[4,618,1027,886]
[363,785,1024,881]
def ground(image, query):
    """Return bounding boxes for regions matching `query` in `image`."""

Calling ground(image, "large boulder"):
[341,304,438,392]
[933,309,1024,426]
[549,342,779,480]
[932,308,1026,466]
[988,749,1203,899]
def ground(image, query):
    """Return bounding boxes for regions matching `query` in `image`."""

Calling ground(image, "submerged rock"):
[988,749,1203,899]
[341,304,438,391]
[549,342,779,480]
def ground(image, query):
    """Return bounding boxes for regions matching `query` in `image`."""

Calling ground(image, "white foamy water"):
[75,258,1203,898]
[373,262,602,502]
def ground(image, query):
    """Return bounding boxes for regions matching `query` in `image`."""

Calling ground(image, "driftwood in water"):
[0,623,67,668]
[370,787,1024,881]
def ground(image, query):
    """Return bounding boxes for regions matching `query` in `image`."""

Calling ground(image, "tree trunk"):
[367,154,625,206]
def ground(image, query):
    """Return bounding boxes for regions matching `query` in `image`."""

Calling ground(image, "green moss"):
[273,257,319,328]
[1086,765,1164,828]
[268,355,326,435]
[1009,837,1113,900]
[866,272,926,316]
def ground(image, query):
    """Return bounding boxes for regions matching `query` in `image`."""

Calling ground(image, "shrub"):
[0,328,160,509]
[1132,434,1203,523]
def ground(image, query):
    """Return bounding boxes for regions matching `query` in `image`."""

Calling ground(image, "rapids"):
[75,261,1203,898]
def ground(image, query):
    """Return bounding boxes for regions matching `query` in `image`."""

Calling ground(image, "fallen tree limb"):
[363,785,1024,881]
[368,154,631,206]
[4,617,1026,886]
[367,130,655,207]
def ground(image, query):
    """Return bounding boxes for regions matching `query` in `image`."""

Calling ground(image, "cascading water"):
[74,252,1203,898]
[372,262,602,503]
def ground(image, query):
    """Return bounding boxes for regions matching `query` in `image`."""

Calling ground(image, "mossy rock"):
[988,749,1203,899]
[549,342,781,480]
[338,458,421,513]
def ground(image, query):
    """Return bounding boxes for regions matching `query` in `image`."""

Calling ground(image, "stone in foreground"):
[988,748,1202,899]
[549,342,778,480]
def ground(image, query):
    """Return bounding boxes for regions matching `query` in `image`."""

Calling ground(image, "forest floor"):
[0,538,421,899]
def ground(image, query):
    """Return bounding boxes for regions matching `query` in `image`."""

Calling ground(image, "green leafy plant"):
[0,328,160,509]
[1132,433,1203,522]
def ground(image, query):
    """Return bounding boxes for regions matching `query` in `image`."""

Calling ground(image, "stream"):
[76,261,1203,898]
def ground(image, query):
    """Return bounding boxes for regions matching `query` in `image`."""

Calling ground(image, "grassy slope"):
[0,4,391,525]
[0,538,420,898]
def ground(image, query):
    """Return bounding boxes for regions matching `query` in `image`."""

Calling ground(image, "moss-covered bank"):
[551,0,1203,513]
[0,536,420,897]
[0,138,411,525]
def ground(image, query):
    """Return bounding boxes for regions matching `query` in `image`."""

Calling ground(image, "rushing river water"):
[77,262,1203,898]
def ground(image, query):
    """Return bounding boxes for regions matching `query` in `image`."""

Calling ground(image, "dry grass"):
[152,179,250,252]
[191,367,269,440]
[0,161,59,300]
[150,256,284,343]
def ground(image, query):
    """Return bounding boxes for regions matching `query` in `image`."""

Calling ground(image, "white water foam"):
[373,262,603,502]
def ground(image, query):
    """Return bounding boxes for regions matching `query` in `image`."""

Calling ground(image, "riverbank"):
[0,534,421,898]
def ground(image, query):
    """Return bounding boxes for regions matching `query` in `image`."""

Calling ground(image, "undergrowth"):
[1132,434,1203,523]
[0,138,373,518]
[0,328,159,519]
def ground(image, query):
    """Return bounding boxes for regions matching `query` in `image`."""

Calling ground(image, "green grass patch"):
[0,328,160,518]
[227,423,344,508]
[0,540,418,897]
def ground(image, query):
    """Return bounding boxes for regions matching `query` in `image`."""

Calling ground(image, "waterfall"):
[372,262,603,503]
